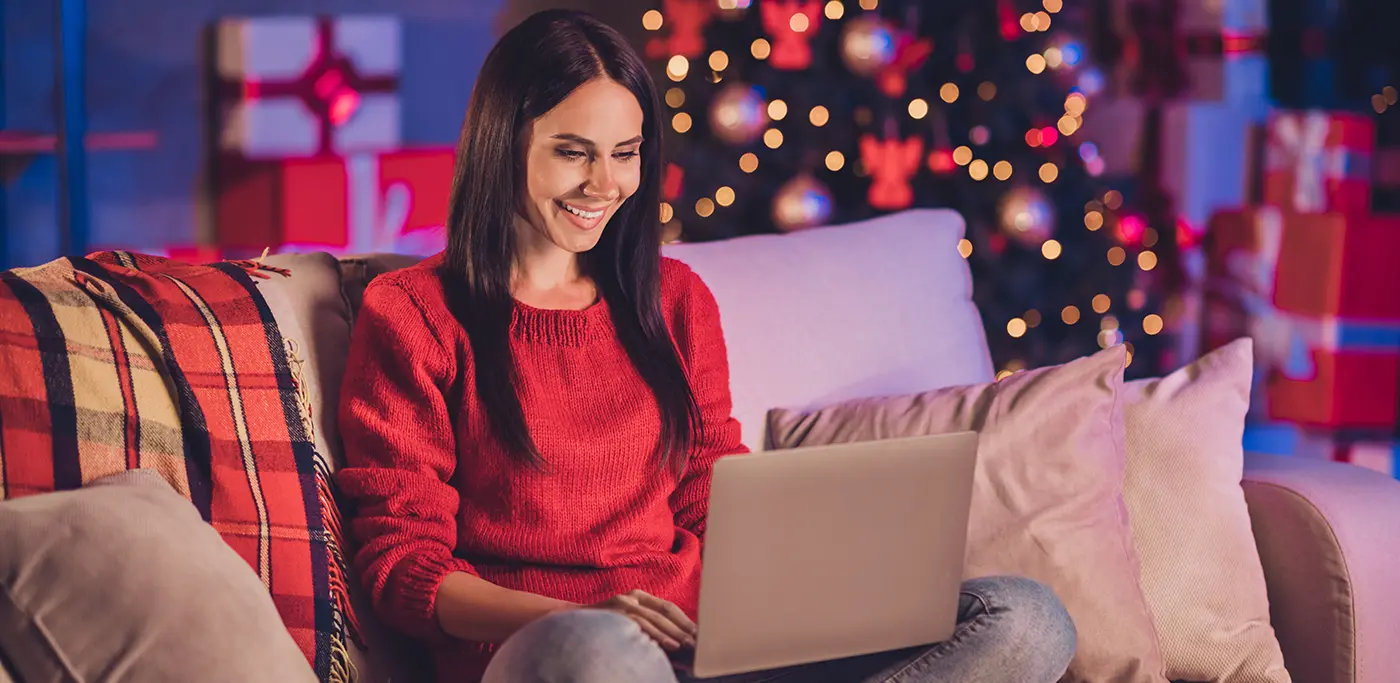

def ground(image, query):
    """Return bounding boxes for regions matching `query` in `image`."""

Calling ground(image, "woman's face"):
[519,76,645,256]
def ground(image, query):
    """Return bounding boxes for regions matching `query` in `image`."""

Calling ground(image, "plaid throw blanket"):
[0,251,359,682]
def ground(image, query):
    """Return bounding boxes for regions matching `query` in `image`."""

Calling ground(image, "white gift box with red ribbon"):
[214,15,400,159]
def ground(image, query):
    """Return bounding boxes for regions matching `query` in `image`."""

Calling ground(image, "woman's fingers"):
[619,592,692,649]
[626,612,682,650]
[635,591,698,637]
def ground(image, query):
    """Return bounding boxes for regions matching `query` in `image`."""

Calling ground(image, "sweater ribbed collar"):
[510,297,612,346]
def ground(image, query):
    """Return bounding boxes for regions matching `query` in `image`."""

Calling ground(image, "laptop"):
[687,431,979,678]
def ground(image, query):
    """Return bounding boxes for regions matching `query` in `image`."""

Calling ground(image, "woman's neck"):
[511,219,595,311]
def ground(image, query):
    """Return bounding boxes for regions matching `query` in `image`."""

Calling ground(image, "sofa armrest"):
[1242,451,1400,683]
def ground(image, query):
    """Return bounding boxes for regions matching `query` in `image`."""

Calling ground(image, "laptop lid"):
[691,431,978,678]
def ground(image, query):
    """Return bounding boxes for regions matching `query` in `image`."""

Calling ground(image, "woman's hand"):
[587,589,697,651]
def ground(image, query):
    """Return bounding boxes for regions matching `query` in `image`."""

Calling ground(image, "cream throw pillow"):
[1123,338,1290,682]
[767,346,1167,683]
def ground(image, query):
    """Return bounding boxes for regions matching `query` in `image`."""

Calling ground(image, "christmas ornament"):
[645,0,714,60]
[998,186,1057,246]
[709,84,769,145]
[859,134,923,210]
[840,17,896,77]
[876,22,934,98]
[761,0,824,70]
[772,174,833,232]
[664,163,684,202]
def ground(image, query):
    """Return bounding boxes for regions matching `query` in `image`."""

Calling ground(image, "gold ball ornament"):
[997,186,1057,246]
[709,83,769,145]
[840,16,897,77]
[772,174,834,232]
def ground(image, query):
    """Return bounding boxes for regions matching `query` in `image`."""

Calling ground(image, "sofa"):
[3,208,1398,682]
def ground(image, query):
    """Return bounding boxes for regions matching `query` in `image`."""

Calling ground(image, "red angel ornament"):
[761,0,824,70]
[861,134,924,210]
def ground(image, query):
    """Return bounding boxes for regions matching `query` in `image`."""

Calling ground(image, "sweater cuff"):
[393,552,478,642]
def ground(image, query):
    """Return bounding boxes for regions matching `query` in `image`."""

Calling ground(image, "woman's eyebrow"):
[550,133,644,148]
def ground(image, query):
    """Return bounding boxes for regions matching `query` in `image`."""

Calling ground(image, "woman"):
[337,9,1076,683]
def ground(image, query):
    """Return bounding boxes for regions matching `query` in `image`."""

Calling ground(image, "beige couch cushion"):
[1122,339,1291,682]
[767,346,1166,683]
[0,470,316,683]
[256,254,430,683]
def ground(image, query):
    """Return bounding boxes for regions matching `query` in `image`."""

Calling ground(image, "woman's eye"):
[556,149,587,160]
[613,151,639,161]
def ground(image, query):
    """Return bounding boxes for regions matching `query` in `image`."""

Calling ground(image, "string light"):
[1042,239,1062,259]
[1043,0,1063,12]
[667,56,689,81]
[660,201,677,224]
[1008,318,1028,338]
[1107,246,1126,266]
[768,99,788,120]
[1128,289,1147,310]
[763,128,784,149]
[810,106,830,126]
[716,186,735,206]
[1039,162,1059,183]
[672,112,692,133]
[1057,115,1080,135]
[1142,228,1159,247]
[1034,11,1052,30]
[909,98,930,119]
[751,38,771,60]
[996,369,1015,381]
[665,88,685,108]
[1025,129,1042,147]
[717,0,739,8]
[1092,294,1111,314]
[1045,47,1064,69]
[709,51,730,71]
[1027,54,1048,74]
[739,153,759,173]
[1101,315,1119,331]
[642,10,663,31]
[979,82,997,100]
[958,238,973,258]
[1104,190,1123,209]
[1062,305,1081,324]
[969,159,989,180]
[825,150,845,171]
[1019,13,1036,32]
[1386,86,1398,105]
[1085,211,1104,230]
[1124,342,1135,367]
[1374,94,1387,114]
[970,126,991,145]
[1143,314,1164,335]
[859,0,878,9]
[940,83,960,103]
[952,146,973,165]
[1138,251,1158,271]
[695,197,715,217]
[993,160,1013,180]
[825,1,844,20]
[1025,310,1043,328]
[1065,93,1087,115]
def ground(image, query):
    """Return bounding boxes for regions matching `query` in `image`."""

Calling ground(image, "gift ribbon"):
[1267,112,1368,213]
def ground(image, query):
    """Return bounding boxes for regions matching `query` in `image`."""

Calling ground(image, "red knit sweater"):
[336,254,746,683]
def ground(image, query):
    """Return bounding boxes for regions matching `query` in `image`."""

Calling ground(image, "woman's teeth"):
[561,202,604,219]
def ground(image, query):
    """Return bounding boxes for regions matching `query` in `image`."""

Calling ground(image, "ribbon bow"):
[1269,112,1337,213]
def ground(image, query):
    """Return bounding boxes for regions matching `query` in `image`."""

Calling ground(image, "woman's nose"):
[583,161,619,200]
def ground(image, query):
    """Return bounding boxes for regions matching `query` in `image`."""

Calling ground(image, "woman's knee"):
[481,609,677,683]
[964,576,1077,671]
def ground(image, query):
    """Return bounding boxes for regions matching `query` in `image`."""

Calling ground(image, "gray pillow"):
[0,470,317,683]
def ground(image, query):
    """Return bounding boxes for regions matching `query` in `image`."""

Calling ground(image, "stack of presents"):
[1085,0,1400,478]
[187,14,453,261]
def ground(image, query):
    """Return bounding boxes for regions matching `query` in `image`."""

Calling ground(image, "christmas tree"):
[642,0,1172,378]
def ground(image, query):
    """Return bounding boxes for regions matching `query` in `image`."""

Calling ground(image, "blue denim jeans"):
[481,576,1077,683]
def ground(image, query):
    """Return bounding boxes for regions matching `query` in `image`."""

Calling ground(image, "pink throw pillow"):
[767,346,1166,683]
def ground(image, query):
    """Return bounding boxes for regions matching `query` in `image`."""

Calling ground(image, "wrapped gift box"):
[1204,206,1400,429]
[1177,0,1270,113]
[1082,101,1262,226]
[1262,110,1374,216]
[214,148,454,255]
[213,15,400,159]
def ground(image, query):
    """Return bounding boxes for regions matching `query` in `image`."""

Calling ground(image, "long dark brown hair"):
[439,9,700,473]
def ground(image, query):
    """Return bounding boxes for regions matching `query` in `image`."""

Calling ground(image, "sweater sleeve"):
[336,279,477,642]
[670,269,748,544]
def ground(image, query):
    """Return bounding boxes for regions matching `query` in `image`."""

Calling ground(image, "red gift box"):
[1202,207,1400,428]
[214,148,453,254]
[1262,110,1374,216]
